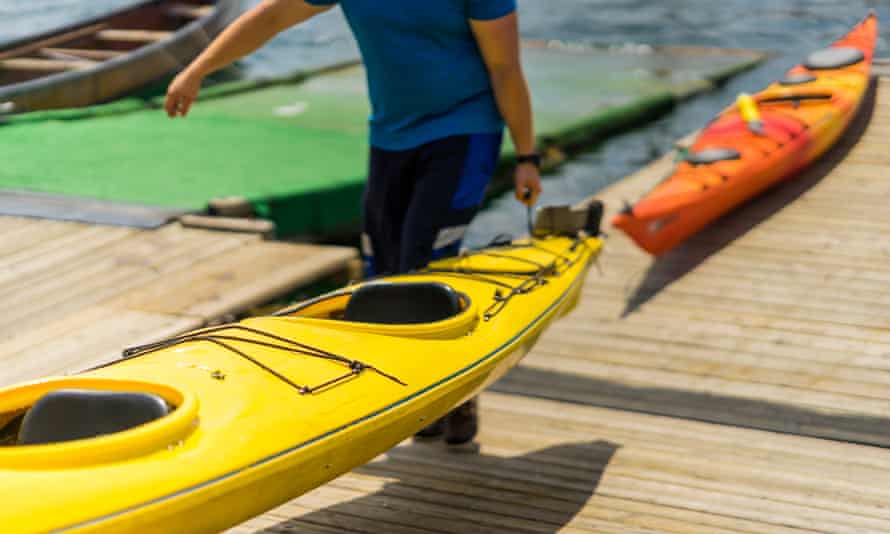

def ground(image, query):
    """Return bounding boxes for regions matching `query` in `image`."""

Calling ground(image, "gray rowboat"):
[0,0,242,113]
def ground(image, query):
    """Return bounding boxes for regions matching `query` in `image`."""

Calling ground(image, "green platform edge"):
[472,53,767,201]
[0,61,357,127]
[0,53,765,238]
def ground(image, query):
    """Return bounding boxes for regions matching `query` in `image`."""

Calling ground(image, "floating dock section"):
[0,45,764,237]
[0,216,356,387]
[229,77,890,532]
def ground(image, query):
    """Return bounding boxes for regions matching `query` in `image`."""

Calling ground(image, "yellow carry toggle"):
[736,93,764,134]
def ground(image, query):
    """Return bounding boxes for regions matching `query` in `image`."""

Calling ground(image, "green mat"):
[0,44,764,237]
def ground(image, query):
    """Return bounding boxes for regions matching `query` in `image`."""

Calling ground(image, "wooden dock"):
[0,216,356,386]
[231,77,890,533]
[497,77,890,447]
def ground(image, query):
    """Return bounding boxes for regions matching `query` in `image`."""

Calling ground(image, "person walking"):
[166,0,542,445]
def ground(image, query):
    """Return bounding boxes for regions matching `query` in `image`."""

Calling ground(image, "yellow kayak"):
[0,204,603,533]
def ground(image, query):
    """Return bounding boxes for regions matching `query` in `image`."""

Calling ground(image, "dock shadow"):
[255,440,620,534]
[620,77,878,317]
[493,366,890,448]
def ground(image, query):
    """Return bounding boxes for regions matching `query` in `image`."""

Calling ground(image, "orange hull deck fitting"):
[612,13,878,256]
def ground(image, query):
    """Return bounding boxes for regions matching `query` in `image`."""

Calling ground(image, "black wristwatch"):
[516,153,542,169]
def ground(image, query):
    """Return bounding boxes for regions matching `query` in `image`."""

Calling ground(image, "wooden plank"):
[591,259,890,311]
[294,484,653,534]
[522,349,890,413]
[0,306,201,386]
[0,57,94,72]
[0,225,245,336]
[529,334,890,392]
[565,301,890,363]
[0,23,106,61]
[95,29,172,44]
[0,224,136,288]
[179,214,276,238]
[0,217,86,257]
[0,221,357,383]
[606,240,890,280]
[601,245,890,288]
[165,3,214,19]
[0,218,356,384]
[109,242,356,320]
[250,500,461,534]
[41,47,125,61]
[576,287,890,350]
[329,470,773,534]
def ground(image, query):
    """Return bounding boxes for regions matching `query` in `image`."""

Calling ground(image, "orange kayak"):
[613,13,878,255]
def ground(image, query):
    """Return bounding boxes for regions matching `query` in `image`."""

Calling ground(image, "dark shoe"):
[444,398,478,446]
[414,417,445,440]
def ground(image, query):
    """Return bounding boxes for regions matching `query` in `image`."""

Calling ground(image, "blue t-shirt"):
[305,0,516,150]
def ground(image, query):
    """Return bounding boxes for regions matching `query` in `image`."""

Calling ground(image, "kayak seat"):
[343,282,463,325]
[779,73,817,86]
[804,47,865,70]
[18,389,170,446]
[686,148,742,165]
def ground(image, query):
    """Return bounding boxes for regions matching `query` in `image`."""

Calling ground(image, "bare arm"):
[470,13,541,205]
[166,0,332,117]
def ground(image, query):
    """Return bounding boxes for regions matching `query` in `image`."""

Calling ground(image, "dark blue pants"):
[362,133,503,276]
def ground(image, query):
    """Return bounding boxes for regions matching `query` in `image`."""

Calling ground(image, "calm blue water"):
[3,0,888,244]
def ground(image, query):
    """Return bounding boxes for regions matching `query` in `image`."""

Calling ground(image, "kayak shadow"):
[620,76,878,318]
[252,440,620,533]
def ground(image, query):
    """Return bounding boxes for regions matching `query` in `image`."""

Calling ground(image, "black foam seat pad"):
[780,73,818,86]
[687,148,742,165]
[18,389,170,445]
[343,282,463,325]
[804,47,865,70]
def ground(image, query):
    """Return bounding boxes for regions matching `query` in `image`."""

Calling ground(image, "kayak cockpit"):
[16,389,170,446]
[342,282,464,324]
[276,282,477,340]
[685,147,742,165]
[804,46,866,70]
[0,378,197,468]
[280,282,468,323]
[779,73,818,86]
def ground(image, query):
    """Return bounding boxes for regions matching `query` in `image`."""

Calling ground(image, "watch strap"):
[516,153,542,169]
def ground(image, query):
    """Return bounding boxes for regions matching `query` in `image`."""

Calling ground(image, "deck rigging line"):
[96,324,407,395]
[416,236,588,320]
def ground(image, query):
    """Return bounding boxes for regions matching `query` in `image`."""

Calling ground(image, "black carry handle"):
[584,199,605,236]
[523,188,535,236]
[522,188,533,203]
[532,199,606,238]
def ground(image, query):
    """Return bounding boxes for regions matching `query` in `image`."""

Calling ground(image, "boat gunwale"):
[0,0,203,53]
